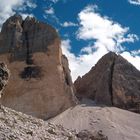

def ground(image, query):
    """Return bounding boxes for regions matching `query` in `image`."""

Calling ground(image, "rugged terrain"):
[0,105,109,140]
[50,99,140,140]
[0,14,77,120]
[74,52,140,113]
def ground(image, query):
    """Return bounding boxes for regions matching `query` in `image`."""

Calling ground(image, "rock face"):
[74,52,140,113]
[0,63,9,98]
[0,14,77,119]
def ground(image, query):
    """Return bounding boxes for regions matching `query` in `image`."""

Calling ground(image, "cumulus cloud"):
[45,7,55,15]
[26,0,37,8]
[48,0,67,4]
[62,39,109,81]
[77,5,138,52]
[20,13,34,20]
[128,0,140,5]
[131,49,140,55]
[121,52,140,70]
[0,0,36,29]
[43,7,59,24]
[0,0,23,28]
[49,0,59,3]
[62,5,140,81]
[61,22,78,27]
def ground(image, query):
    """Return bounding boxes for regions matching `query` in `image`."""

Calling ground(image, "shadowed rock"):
[74,52,140,113]
[0,63,9,98]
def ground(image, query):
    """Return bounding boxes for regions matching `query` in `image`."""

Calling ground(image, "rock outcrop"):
[74,52,140,113]
[0,14,77,119]
[0,63,9,98]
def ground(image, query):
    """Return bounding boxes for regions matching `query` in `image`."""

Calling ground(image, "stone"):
[76,130,108,140]
[112,54,140,112]
[0,14,77,119]
[0,106,108,140]
[0,63,9,98]
[74,52,140,112]
[0,106,76,140]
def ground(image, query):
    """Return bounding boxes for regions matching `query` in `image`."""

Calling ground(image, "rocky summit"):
[74,52,140,113]
[0,14,77,120]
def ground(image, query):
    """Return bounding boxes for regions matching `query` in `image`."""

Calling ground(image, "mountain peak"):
[74,52,140,113]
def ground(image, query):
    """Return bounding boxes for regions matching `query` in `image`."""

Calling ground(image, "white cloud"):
[121,51,140,70]
[0,0,36,29]
[77,5,138,52]
[20,13,34,19]
[61,21,78,27]
[61,5,140,81]
[61,39,89,81]
[48,0,67,4]
[128,0,140,5]
[49,0,59,3]
[45,7,55,15]
[131,49,140,55]
[26,0,37,8]
[61,39,109,81]
[43,8,59,24]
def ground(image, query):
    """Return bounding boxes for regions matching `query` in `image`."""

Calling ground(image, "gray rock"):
[74,52,140,113]
[0,63,9,98]
[0,106,108,140]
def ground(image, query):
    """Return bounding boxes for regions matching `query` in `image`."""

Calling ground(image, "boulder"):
[0,63,9,98]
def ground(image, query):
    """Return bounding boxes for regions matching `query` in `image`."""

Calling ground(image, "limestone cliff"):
[0,14,77,119]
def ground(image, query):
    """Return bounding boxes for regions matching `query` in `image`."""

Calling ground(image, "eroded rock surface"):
[74,52,140,112]
[0,63,9,97]
[0,14,77,119]
[0,106,108,140]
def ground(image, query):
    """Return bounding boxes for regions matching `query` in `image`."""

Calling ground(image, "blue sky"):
[0,0,140,80]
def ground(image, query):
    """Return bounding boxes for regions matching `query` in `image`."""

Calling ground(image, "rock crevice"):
[108,54,116,106]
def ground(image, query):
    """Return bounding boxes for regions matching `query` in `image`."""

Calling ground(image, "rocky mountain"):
[0,14,77,120]
[0,15,140,140]
[74,52,140,113]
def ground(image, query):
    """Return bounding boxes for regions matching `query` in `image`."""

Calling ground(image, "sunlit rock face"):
[0,14,77,119]
[74,52,140,113]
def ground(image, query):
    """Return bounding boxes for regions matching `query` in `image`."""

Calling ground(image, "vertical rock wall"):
[0,15,77,119]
